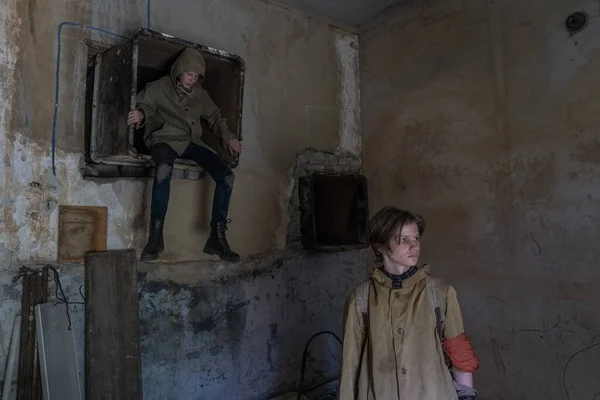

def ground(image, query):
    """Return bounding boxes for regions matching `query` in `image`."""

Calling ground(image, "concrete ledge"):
[137,249,303,285]
[4,248,370,287]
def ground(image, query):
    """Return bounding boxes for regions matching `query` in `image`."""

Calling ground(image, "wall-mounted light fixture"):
[565,11,588,35]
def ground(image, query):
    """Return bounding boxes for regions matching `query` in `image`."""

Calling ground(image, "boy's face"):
[179,72,199,89]
[384,222,421,269]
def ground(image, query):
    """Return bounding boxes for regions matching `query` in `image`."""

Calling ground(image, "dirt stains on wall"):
[0,0,359,263]
[361,0,600,397]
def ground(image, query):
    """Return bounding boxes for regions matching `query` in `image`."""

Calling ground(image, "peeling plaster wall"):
[0,0,367,397]
[332,28,361,158]
[0,0,360,264]
[361,0,600,398]
[137,252,366,399]
[0,252,368,398]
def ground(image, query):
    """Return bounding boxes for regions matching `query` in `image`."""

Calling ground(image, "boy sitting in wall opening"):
[127,47,242,262]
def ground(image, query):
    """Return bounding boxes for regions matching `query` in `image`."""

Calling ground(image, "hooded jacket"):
[135,47,234,156]
[338,266,469,400]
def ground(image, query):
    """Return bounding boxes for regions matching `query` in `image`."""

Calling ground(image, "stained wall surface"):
[0,0,359,264]
[361,0,600,398]
[1,252,366,399]
[0,0,367,397]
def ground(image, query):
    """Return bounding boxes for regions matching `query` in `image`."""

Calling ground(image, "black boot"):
[203,220,240,262]
[141,216,165,262]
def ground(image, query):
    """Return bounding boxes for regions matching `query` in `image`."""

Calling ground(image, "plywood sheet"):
[84,249,142,400]
[58,206,108,262]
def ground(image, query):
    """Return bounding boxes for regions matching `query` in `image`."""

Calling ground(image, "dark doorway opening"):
[299,173,369,252]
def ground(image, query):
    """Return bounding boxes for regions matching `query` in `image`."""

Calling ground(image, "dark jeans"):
[150,142,234,224]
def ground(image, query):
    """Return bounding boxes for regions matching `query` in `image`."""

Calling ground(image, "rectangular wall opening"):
[299,172,369,252]
[132,33,245,159]
[85,28,245,178]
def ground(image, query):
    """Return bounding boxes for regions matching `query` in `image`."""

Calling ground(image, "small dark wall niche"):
[298,172,369,252]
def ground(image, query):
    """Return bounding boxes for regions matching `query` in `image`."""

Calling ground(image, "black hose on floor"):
[297,331,342,400]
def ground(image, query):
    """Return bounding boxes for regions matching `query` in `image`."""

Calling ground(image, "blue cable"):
[52,0,151,176]
[51,22,127,175]
[147,0,151,29]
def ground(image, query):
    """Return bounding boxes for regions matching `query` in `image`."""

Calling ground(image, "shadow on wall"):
[135,250,367,399]
[16,252,365,400]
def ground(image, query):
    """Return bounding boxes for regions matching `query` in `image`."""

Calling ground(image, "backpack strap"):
[425,275,448,339]
[354,280,370,332]
[425,274,452,367]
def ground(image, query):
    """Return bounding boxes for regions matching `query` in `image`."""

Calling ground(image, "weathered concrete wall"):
[0,0,360,263]
[361,0,600,398]
[0,0,367,398]
[138,252,365,399]
[0,251,368,399]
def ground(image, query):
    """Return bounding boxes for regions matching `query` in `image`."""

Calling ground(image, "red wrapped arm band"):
[443,333,480,373]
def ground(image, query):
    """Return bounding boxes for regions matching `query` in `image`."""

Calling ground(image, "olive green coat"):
[338,266,465,400]
[136,47,234,156]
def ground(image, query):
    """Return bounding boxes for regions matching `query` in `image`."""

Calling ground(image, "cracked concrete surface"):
[0,0,360,264]
[361,0,600,397]
[0,0,364,397]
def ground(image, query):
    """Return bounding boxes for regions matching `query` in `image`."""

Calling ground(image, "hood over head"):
[170,47,206,89]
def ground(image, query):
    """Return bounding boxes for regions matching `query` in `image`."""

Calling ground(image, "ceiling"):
[268,0,419,31]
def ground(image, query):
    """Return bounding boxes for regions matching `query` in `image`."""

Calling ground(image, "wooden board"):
[84,249,142,400]
[17,271,48,400]
[58,206,108,262]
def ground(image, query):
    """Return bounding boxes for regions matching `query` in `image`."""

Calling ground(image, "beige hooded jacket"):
[135,47,234,156]
[338,266,466,400]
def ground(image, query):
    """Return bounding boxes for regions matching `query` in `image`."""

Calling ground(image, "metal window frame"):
[89,28,246,171]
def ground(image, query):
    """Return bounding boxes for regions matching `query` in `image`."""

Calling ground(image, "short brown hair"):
[368,206,425,266]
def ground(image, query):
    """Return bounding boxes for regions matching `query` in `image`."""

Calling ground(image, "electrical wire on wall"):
[562,341,600,400]
[51,23,127,176]
[51,0,151,176]
[13,266,85,331]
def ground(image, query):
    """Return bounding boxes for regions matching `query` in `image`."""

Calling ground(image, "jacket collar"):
[371,264,430,290]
